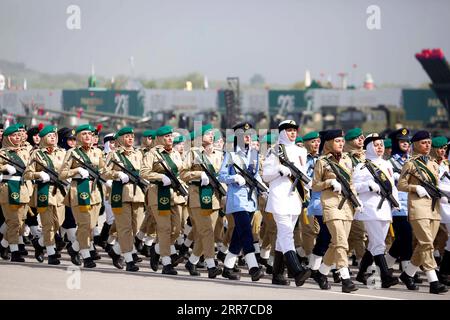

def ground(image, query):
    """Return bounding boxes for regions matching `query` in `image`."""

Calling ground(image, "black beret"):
[27,127,40,137]
[411,130,431,143]
[58,127,76,139]
[388,128,411,141]
[232,122,253,131]
[320,129,344,141]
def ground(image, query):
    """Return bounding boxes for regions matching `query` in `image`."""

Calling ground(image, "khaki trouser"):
[433,224,449,256]
[72,204,101,250]
[180,205,189,235]
[214,215,225,243]
[348,220,367,259]
[261,213,277,256]
[302,215,320,256]
[139,208,157,236]
[410,219,440,271]
[151,205,182,257]
[294,219,302,248]
[1,204,27,245]
[40,205,65,246]
[114,202,144,253]
[190,208,218,259]
[323,219,353,269]
[223,214,235,248]
[251,211,262,243]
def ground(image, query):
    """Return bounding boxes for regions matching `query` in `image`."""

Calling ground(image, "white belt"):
[2,175,21,181]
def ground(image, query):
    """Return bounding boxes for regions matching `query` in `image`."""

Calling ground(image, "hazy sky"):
[1,0,449,86]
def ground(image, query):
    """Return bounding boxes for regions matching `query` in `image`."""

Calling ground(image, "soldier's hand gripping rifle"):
[110,158,149,196]
[324,158,361,210]
[32,158,69,197]
[194,154,226,198]
[232,162,268,200]
[0,153,27,184]
[70,154,106,192]
[154,153,188,198]
[277,147,311,194]
[363,159,400,210]
[411,160,449,211]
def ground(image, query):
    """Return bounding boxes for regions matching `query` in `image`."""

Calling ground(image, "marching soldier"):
[262,120,311,287]
[312,129,360,293]
[397,130,448,294]
[344,128,367,268]
[59,124,106,268]
[180,124,223,279]
[0,124,32,262]
[24,125,67,265]
[217,122,264,282]
[352,133,399,288]
[141,125,186,275]
[102,127,145,271]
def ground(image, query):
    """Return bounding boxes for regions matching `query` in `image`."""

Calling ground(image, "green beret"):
[156,125,173,137]
[295,137,303,144]
[16,123,25,129]
[344,128,363,141]
[201,124,214,136]
[3,124,20,137]
[384,138,392,149]
[213,130,222,142]
[75,124,95,134]
[303,131,320,141]
[115,127,134,138]
[432,136,448,148]
[39,125,57,138]
[174,135,186,145]
[189,131,197,140]
[143,130,156,138]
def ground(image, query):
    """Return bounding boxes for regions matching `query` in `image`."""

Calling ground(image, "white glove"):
[368,180,381,194]
[278,165,291,177]
[38,171,51,183]
[161,174,171,186]
[117,172,129,184]
[440,196,448,204]
[330,179,342,194]
[200,172,210,186]
[77,167,89,179]
[106,180,113,188]
[415,185,430,199]
[4,164,16,175]
[0,174,3,183]
[233,175,246,187]
[393,172,400,181]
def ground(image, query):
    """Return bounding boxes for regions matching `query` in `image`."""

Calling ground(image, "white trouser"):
[273,213,299,254]
[364,220,390,256]
[104,200,115,225]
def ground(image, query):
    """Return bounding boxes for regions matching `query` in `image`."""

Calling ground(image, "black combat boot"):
[90,245,101,260]
[284,250,311,286]
[55,233,66,252]
[11,251,25,262]
[48,254,61,265]
[313,271,331,290]
[162,263,177,275]
[222,267,240,280]
[132,253,143,263]
[0,243,10,260]
[272,251,290,286]
[140,244,151,258]
[98,223,111,249]
[18,244,28,256]
[249,266,264,281]
[67,243,81,266]
[217,251,226,263]
[400,272,419,290]
[171,253,183,267]
[429,281,448,294]
[356,250,373,285]
[83,257,96,268]
[185,260,201,276]
[32,238,44,263]
[342,278,358,293]
[178,243,190,260]
[108,250,124,269]
[438,250,450,286]
[134,236,143,253]
[373,254,399,288]
[208,266,222,279]
[126,261,139,272]
[149,244,160,272]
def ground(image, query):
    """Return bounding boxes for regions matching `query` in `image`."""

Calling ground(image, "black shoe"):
[11,251,25,262]
[67,245,81,266]
[283,250,311,286]
[249,267,264,281]
[217,251,226,263]
[413,273,423,284]
[356,250,374,285]
[260,258,269,268]
[108,250,124,269]
[140,244,151,258]
[400,272,419,290]
[162,264,178,275]
[32,238,44,263]
[342,278,358,293]
[0,244,10,260]
[429,281,448,294]
[197,256,206,269]
[132,253,143,263]
[438,272,450,286]
[171,253,183,267]
[105,243,113,254]
[18,244,28,256]
[178,244,189,259]
[126,261,139,272]
[332,269,341,283]
[48,254,60,265]
[23,235,32,245]
[237,256,246,266]
[265,265,273,275]
[54,251,62,259]
[272,250,290,286]
[208,266,223,279]
[185,260,201,276]
[272,273,290,286]
[134,236,143,253]
[313,272,331,290]
[373,254,399,288]
[310,269,318,279]
[233,264,241,273]
[222,267,240,280]
[90,250,101,260]
[351,254,358,267]
[149,245,160,272]
[55,234,66,252]
[83,257,96,268]
[356,272,368,285]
